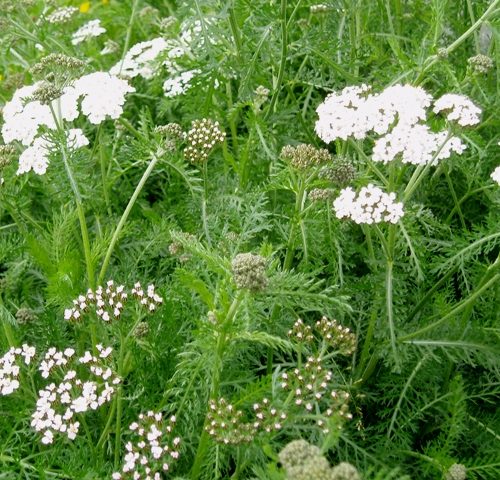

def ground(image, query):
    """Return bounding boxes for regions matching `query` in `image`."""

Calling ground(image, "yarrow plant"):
[112,411,181,479]
[32,345,119,444]
[0,1,498,479]
[333,184,404,224]
[0,344,36,395]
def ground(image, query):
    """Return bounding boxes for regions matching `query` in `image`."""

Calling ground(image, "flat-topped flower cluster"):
[315,84,479,167]
[1,65,134,175]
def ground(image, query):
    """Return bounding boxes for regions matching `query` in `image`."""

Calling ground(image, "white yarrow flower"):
[333,184,404,224]
[110,38,170,79]
[433,94,481,126]
[73,72,135,124]
[71,19,106,45]
[163,69,199,98]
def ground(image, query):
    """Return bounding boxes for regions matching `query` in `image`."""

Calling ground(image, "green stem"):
[265,0,288,120]
[444,166,466,229]
[118,0,139,75]
[414,0,500,84]
[385,225,400,369]
[49,104,96,290]
[228,3,242,61]
[445,184,494,224]
[403,132,452,202]
[98,149,163,284]
[191,293,243,479]
[114,331,126,468]
[401,272,500,341]
[201,161,212,247]
[284,179,305,270]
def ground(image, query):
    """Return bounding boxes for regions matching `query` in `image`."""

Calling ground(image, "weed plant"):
[0,0,499,479]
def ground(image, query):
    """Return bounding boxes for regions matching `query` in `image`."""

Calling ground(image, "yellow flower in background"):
[79,1,91,13]
[102,0,109,4]
[0,74,3,81]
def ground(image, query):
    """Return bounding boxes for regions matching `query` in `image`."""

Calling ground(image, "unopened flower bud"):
[231,253,268,292]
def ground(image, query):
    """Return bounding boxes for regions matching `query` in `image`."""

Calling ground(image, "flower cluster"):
[17,129,89,175]
[333,184,404,224]
[206,397,286,445]
[310,4,331,14]
[445,463,467,480]
[112,411,180,479]
[110,38,169,79]
[490,166,500,185]
[279,440,332,480]
[32,345,119,444]
[308,188,334,202]
[163,69,200,98]
[231,252,268,292]
[280,143,331,170]
[64,280,163,322]
[316,317,356,355]
[0,344,36,395]
[288,319,314,343]
[45,6,78,24]
[131,282,164,312]
[372,123,466,165]
[433,94,481,126]
[183,118,225,163]
[252,398,287,433]
[1,69,134,175]
[318,159,356,187]
[315,84,479,166]
[280,356,351,433]
[115,18,215,99]
[71,19,106,45]
[206,398,256,444]
[467,54,494,74]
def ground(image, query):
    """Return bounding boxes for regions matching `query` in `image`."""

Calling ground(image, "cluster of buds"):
[0,145,16,169]
[131,282,164,312]
[280,356,351,434]
[318,158,356,187]
[168,232,197,262]
[316,317,356,355]
[278,439,333,480]
[31,82,64,105]
[467,54,494,74]
[252,398,287,433]
[64,280,163,322]
[0,344,36,395]
[231,252,268,292]
[32,345,119,444]
[288,319,314,343]
[184,118,225,163]
[30,54,86,86]
[308,188,334,203]
[206,398,256,444]
[15,307,38,324]
[154,123,185,152]
[445,463,467,480]
[280,143,331,170]
[113,411,180,479]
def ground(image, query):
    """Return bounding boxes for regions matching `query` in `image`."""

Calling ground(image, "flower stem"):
[191,293,243,479]
[98,149,163,285]
[265,0,288,120]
